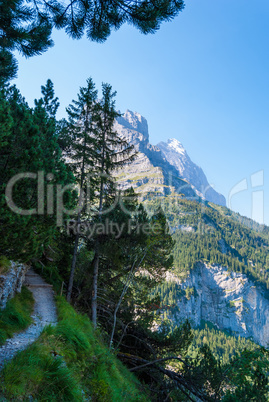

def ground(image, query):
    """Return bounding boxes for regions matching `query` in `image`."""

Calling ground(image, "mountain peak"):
[114,109,226,207]
[124,109,143,124]
[115,110,149,145]
[165,138,186,155]
[157,138,226,206]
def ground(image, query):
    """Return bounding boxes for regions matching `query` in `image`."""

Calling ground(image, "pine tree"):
[49,0,185,42]
[65,77,98,302]
[0,0,53,83]
[90,82,135,327]
[0,83,73,261]
[38,79,60,118]
[0,0,185,83]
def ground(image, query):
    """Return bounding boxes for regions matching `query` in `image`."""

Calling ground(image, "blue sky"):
[13,0,269,225]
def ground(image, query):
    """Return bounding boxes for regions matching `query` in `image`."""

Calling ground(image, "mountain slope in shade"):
[114,110,226,206]
[157,138,226,206]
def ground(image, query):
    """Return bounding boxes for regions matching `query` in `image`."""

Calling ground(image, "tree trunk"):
[109,252,147,349]
[67,229,80,302]
[91,250,99,328]
[91,158,104,327]
[67,126,87,303]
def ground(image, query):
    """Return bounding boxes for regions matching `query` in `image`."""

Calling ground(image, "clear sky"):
[13,0,269,225]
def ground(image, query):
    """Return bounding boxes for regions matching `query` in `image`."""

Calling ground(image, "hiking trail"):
[0,269,57,370]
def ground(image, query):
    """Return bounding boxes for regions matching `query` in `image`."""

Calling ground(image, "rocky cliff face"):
[114,110,226,206]
[0,261,29,309]
[157,139,226,206]
[114,111,196,199]
[166,263,269,347]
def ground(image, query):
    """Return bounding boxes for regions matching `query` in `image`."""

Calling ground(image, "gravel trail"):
[0,269,57,370]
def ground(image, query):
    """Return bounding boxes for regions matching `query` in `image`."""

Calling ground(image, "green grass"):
[0,297,147,401]
[0,286,34,345]
[0,256,11,275]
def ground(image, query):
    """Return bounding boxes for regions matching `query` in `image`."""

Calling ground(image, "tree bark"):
[67,228,79,302]
[91,250,99,328]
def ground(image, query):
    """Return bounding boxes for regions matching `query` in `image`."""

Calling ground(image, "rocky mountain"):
[115,110,269,347]
[157,139,226,206]
[148,196,269,347]
[165,263,269,347]
[0,261,28,309]
[114,110,226,206]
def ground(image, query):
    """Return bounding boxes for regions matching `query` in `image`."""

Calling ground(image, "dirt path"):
[0,269,57,370]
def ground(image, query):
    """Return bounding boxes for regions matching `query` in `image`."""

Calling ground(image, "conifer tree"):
[91,83,135,326]
[38,79,60,118]
[0,83,73,261]
[0,0,185,83]
[65,80,135,321]
[0,0,53,83]
[49,0,185,41]
[66,77,98,302]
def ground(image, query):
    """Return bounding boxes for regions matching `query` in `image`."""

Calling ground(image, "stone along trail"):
[0,269,57,370]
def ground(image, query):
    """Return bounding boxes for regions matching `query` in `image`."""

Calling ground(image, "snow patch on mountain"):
[157,138,226,206]
[166,138,185,155]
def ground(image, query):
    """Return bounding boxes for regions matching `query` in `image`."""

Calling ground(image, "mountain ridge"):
[157,138,226,206]
[115,110,226,206]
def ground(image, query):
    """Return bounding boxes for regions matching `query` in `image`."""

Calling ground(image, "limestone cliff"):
[157,139,226,206]
[0,261,29,309]
[166,263,269,347]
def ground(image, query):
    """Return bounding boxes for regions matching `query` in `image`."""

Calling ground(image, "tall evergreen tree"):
[38,79,60,118]
[90,82,135,327]
[0,83,73,261]
[65,78,100,301]
[65,79,136,313]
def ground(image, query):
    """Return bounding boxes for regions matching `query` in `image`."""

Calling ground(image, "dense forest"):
[146,196,269,294]
[189,323,256,365]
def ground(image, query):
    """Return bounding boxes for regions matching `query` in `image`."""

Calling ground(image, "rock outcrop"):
[114,110,226,206]
[0,261,29,309]
[114,111,196,199]
[167,263,269,347]
[157,139,226,206]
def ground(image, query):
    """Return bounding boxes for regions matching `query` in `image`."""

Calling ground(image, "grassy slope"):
[0,256,11,275]
[0,297,147,401]
[0,286,34,345]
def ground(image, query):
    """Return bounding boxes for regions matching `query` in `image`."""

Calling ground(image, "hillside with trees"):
[1,1,269,398]
[0,80,269,400]
[146,196,269,294]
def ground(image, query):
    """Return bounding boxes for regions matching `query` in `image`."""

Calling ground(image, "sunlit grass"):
[0,286,34,345]
[0,297,147,401]
[0,256,11,275]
